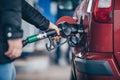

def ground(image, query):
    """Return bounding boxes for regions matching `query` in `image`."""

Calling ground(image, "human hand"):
[5,39,22,59]
[48,22,61,41]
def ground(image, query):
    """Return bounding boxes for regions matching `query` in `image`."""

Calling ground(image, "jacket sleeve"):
[1,0,23,39]
[22,0,49,30]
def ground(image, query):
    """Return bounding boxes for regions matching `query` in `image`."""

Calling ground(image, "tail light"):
[93,0,113,23]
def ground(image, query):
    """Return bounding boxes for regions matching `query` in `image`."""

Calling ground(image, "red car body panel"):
[72,0,120,80]
[114,0,120,69]
[89,21,113,52]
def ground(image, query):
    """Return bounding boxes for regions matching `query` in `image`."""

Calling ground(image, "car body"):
[71,0,120,80]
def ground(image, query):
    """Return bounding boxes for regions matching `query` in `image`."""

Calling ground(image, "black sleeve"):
[1,0,23,39]
[22,0,49,30]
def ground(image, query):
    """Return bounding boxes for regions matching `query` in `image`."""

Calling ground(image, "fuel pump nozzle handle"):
[22,30,57,47]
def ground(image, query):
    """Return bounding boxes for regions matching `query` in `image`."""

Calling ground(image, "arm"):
[22,0,49,30]
[22,0,60,40]
[1,0,23,58]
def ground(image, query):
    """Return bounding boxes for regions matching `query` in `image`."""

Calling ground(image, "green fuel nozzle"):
[22,32,48,47]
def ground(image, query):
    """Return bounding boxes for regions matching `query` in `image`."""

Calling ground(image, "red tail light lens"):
[93,0,113,23]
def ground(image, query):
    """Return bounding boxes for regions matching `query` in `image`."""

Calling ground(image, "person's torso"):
[0,2,14,64]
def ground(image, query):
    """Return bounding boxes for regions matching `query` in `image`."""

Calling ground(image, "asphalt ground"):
[15,56,71,80]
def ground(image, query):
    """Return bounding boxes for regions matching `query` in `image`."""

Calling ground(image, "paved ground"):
[15,56,71,80]
[16,65,71,80]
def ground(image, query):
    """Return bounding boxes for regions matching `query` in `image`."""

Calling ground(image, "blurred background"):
[15,0,80,80]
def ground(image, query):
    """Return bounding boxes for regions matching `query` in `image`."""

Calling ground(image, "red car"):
[70,0,120,80]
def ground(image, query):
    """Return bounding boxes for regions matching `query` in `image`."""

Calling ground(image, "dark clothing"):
[0,0,50,63]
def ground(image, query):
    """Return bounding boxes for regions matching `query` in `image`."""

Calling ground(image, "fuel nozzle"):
[22,32,47,47]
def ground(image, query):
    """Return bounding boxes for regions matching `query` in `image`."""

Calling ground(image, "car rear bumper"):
[73,53,120,80]
[75,58,113,76]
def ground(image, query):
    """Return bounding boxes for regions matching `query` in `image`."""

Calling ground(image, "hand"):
[5,39,22,59]
[48,22,61,41]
